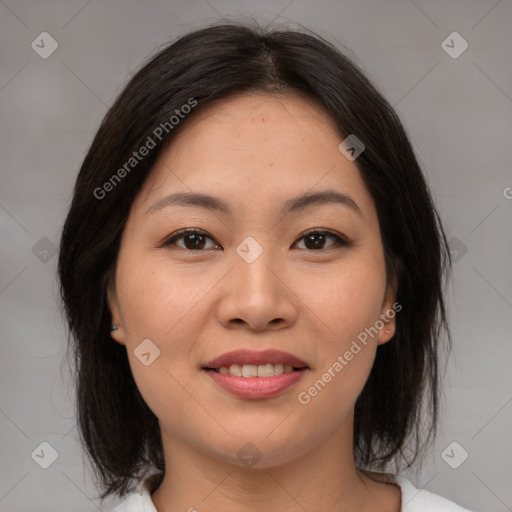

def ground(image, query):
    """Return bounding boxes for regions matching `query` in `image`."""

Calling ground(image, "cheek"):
[114,255,203,422]
[297,348,376,438]
[299,257,387,343]
[115,250,207,339]
[294,257,385,413]
[114,251,214,387]
[296,276,380,427]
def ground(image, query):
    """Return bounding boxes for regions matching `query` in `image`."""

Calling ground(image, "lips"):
[205,367,308,399]
[202,349,309,370]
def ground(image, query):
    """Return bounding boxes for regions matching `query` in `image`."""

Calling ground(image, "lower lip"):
[203,368,308,399]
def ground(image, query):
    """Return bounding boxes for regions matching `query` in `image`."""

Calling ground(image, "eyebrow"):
[144,189,362,217]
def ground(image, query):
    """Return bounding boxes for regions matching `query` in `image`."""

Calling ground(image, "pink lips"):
[202,349,309,399]
[204,368,307,399]
[203,349,308,369]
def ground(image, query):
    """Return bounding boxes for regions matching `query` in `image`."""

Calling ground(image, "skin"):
[108,92,401,512]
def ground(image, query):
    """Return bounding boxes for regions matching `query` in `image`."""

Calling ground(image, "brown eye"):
[162,228,350,252]
[163,229,219,251]
[293,229,350,251]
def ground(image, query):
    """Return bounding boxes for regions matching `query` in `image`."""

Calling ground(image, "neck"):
[150,424,400,512]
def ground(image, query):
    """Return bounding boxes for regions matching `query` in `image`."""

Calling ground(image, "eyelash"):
[161,228,351,252]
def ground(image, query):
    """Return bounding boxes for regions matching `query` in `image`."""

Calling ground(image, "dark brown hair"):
[58,20,452,500]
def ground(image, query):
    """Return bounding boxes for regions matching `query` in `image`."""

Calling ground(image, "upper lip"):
[203,349,309,369]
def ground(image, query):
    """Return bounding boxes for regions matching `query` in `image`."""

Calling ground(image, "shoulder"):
[396,474,474,511]
[107,493,140,512]
[361,470,474,512]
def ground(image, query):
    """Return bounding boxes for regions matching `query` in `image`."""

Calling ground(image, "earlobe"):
[377,276,399,345]
[377,321,395,345]
[109,323,126,345]
[106,275,125,345]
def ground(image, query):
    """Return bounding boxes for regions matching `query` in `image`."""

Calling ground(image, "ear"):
[377,272,399,346]
[106,271,126,346]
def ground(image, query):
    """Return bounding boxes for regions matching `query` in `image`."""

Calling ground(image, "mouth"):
[203,363,308,377]
[201,349,310,399]
[202,348,309,370]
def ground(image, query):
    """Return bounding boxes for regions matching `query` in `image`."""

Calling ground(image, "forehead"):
[132,92,378,228]
[145,91,342,183]
[167,91,340,155]
[187,91,338,130]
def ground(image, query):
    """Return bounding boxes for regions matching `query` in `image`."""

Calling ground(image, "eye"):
[292,229,351,251]
[161,228,350,251]
[162,229,219,251]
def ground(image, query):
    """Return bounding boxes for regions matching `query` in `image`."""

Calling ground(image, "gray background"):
[1,0,511,511]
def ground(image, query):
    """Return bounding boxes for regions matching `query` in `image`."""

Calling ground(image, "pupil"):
[306,233,324,249]
[185,234,205,250]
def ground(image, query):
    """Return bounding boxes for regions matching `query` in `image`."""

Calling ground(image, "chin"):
[193,426,322,471]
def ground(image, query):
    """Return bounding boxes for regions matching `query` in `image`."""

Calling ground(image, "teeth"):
[217,363,298,377]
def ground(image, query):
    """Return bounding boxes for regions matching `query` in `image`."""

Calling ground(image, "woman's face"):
[108,92,397,468]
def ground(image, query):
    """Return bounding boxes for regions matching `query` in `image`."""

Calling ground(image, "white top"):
[108,471,473,512]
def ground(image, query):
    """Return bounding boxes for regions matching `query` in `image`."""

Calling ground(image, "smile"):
[215,363,300,377]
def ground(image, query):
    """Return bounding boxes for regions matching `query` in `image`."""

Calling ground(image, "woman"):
[58,22,473,512]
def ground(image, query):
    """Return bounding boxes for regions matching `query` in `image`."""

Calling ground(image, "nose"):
[216,246,298,332]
